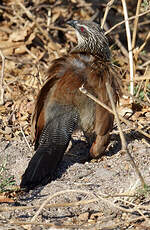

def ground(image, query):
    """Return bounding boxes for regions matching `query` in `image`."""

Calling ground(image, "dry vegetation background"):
[0,0,150,229]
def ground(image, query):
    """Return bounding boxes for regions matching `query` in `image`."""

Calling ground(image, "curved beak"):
[67,20,77,28]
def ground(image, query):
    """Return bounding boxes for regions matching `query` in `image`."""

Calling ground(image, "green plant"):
[0,176,16,193]
[141,0,149,11]
[128,83,150,101]
[137,184,150,198]
[0,155,16,193]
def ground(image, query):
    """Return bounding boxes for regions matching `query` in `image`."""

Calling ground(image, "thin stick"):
[9,191,145,227]
[106,82,127,150]
[122,88,150,107]
[142,60,150,67]
[136,31,150,56]
[30,189,140,222]
[47,8,51,30]
[105,9,150,35]
[121,0,134,101]
[0,50,5,105]
[0,193,135,212]
[30,189,95,222]
[1,198,98,212]
[114,35,129,58]
[79,85,130,125]
[143,67,149,95]
[142,138,150,148]
[79,85,150,139]
[118,198,148,222]
[105,82,146,188]
[101,0,115,29]
[129,76,150,81]
[110,128,132,134]
[132,0,142,49]
[8,217,148,229]
[16,0,50,44]
[10,221,86,229]
[142,66,149,101]
[144,92,150,104]
[135,80,143,98]
[25,47,38,61]
[20,126,32,151]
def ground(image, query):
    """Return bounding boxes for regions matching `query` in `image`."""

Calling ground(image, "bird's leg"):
[90,132,110,158]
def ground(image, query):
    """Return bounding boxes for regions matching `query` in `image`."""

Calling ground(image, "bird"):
[20,20,121,190]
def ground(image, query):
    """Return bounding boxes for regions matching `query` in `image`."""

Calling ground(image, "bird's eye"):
[80,26,84,32]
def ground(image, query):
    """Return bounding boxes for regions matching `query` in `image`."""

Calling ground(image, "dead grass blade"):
[0,50,5,105]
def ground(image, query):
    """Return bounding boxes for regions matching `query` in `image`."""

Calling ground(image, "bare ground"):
[0,129,150,230]
[0,0,150,229]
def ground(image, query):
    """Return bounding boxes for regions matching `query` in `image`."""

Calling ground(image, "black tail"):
[20,105,79,190]
[20,145,66,190]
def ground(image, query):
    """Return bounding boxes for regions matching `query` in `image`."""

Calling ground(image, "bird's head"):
[67,20,110,61]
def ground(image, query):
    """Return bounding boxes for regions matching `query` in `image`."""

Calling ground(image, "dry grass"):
[0,0,150,229]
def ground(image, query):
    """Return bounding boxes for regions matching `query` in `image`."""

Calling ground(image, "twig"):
[30,189,95,222]
[121,0,134,101]
[48,25,68,32]
[118,198,149,222]
[143,66,149,100]
[79,85,150,139]
[132,0,142,49]
[47,8,51,30]
[79,85,130,124]
[20,126,32,151]
[106,82,127,151]
[144,92,150,104]
[8,190,148,228]
[135,31,150,56]
[106,82,146,188]
[90,9,99,22]
[0,193,135,212]
[135,80,143,98]
[96,193,141,214]
[1,198,98,212]
[114,35,129,58]
[105,9,150,35]
[80,85,146,187]
[16,0,50,45]
[30,188,143,223]
[25,47,38,61]
[110,128,132,134]
[142,60,150,67]
[122,88,150,107]
[101,0,115,29]
[0,50,5,105]
[133,32,150,87]
[126,216,150,225]
[10,221,86,229]
[142,138,150,148]
[129,76,150,81]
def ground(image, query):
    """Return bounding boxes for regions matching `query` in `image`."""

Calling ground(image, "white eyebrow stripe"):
[75,30,84,44]
[82,25,91,33]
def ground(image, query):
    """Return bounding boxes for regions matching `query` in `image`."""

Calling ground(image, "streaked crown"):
[67,20,111,61]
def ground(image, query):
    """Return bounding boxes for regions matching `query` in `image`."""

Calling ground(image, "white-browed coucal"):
[20,20,121,190]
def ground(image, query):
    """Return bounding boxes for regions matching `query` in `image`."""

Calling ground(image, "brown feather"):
[20,20,122,190]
